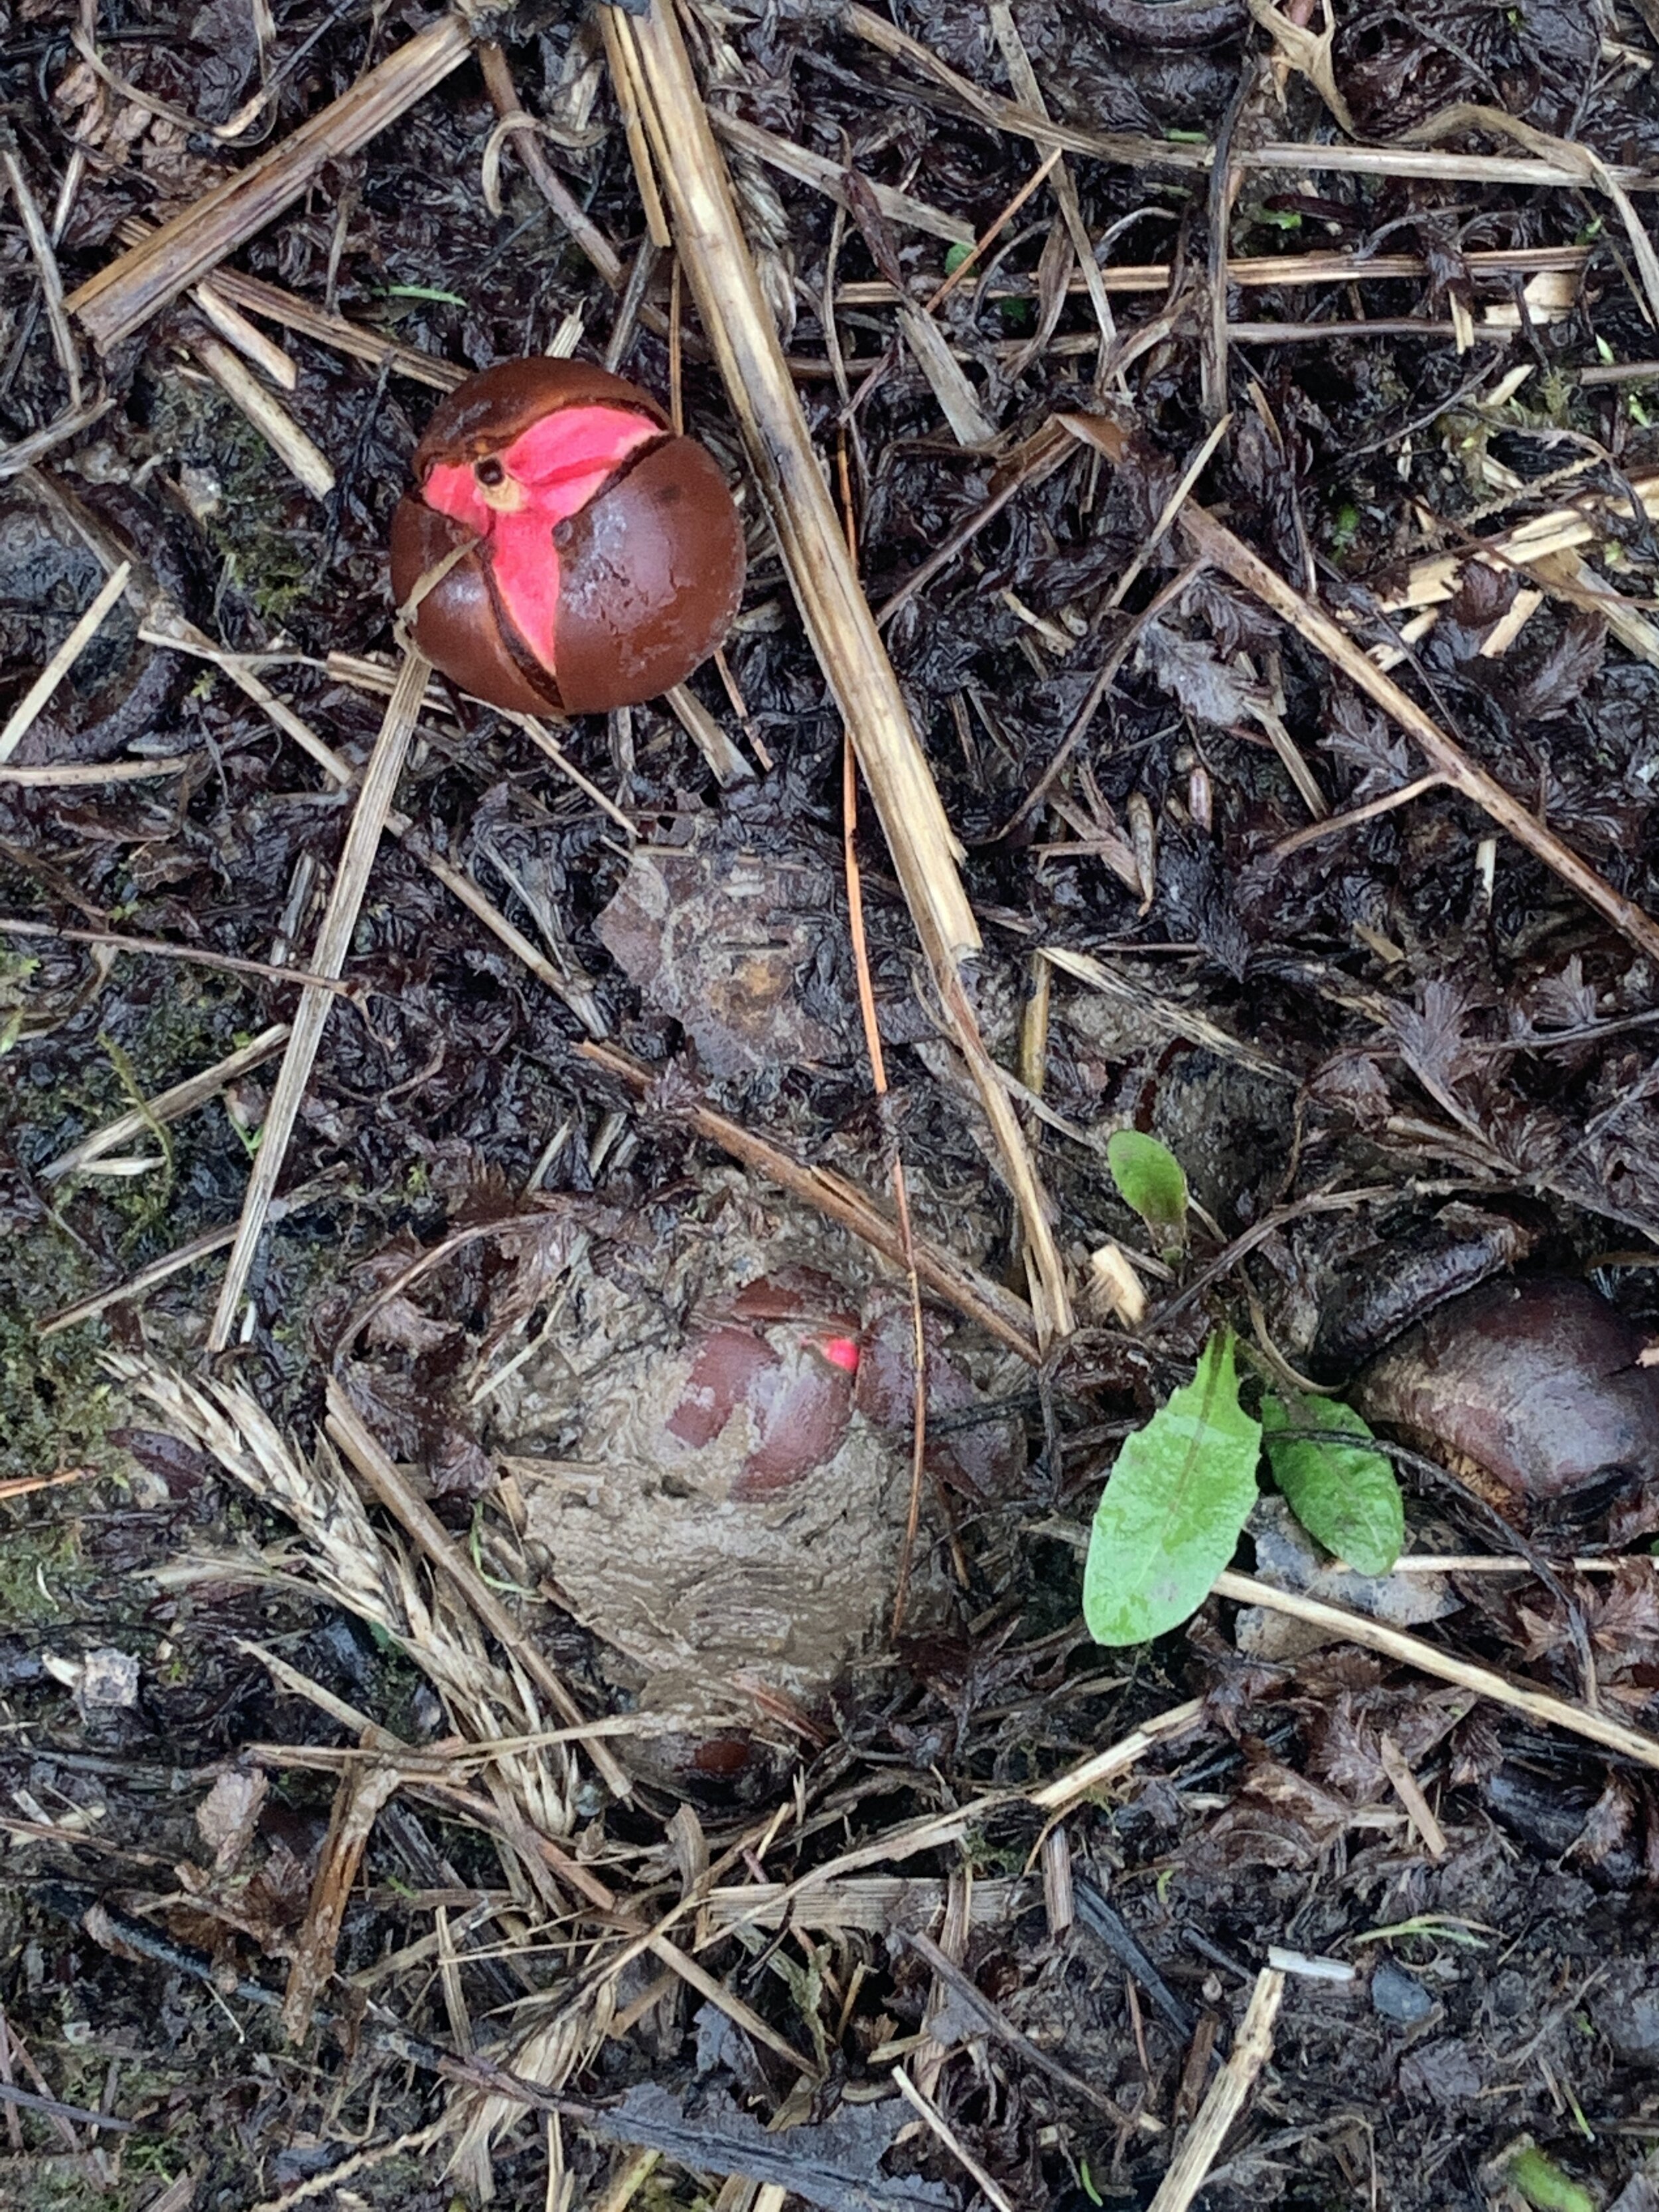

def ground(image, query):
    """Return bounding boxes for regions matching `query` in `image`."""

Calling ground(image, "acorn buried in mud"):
[390,358,745,715]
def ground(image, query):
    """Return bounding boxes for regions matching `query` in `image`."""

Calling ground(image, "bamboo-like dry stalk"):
[601,0,1073,1341]
[66,15,474,350]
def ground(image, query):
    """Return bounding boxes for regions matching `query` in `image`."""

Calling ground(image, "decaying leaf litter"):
[11,0,1659,2204]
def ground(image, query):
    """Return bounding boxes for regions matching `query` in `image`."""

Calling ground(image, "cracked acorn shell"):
[390,357,745,716]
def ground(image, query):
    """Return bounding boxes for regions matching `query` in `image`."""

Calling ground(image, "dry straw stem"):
[0,559,129,765]
[1173,496,1659,968]
[66,13,475,351]
[1385,468,1659,611]
[0,752,193,787]
[208,648,431,1351]
[44,1021,291,1180]
[324,1379,634,1803]
[190,336,335,499]
[892,2069,1017,2212]
[205,263,465,390]
[188,280,299,390]
[837,244,1591,308]
[605,0,1073,1341]
[577,1037,1041,1363]
[1147,1967,1285,2212]
[1214,1570,1659,1769]
[2,142,82,407]
[840,3,1659,190]
[40,1186,330,1336]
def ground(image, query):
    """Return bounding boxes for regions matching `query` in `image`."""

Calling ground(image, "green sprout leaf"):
[1084,1331,1260,1647]
[1261,1386,1403,1576]
[1504,2147,1597,2212]
[1106,1129,1189,1254]
[944,242,974,275]
[383,283,467,305]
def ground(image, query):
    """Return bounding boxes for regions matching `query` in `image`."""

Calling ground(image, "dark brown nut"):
[1355,1276,1659,1507]
[389,357,744,715]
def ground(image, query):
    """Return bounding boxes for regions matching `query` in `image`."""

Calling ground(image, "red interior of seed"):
[421,404,658,678]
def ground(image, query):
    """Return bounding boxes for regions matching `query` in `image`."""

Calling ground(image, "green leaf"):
[1106,1130,1188,1252]
[1084,1331,1260,1647]
[944,242,974,275]
[1261,1386,1403,1576]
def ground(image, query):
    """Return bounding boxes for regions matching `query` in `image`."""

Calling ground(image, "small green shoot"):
[1106,1129,1189,1257]
[1505,2146,1596,2212]
[384,282,467,305]
[1353,1913,1496,1947]
[944,242,974,275]
[1261,1386,1403,1575]
[1084,1331,1260,1646]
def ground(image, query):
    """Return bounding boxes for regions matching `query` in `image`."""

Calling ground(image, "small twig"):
[892,2068,1018,2212]
[1214,1570,1659,1769]
[40,1186,330,1336]
[208,648,430,1349]
[0,915,354,995]
[1175,500,1659,965]
[577,1037,1041,1362]
[1147,1968,1285,2212]
[0,753,194,787]
[904,1928,1140,2123]
[190,336,334,498]
[0,561,131,766]
[0,2080,133,2134]
[0,395,113,478]
[1269,772,1446,857]
[476,41,624,287]
[0,1468,92,1503]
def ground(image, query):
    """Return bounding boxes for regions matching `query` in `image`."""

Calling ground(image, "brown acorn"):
[1355,1276,1659,1509]
[390,357,745,716]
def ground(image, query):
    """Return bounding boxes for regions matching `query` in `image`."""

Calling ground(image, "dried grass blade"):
[208,648,431,1350]
[609,0,1073,1339]
[324,1380,635,1803]
[66,15,474,350]
[2,144,82,407]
